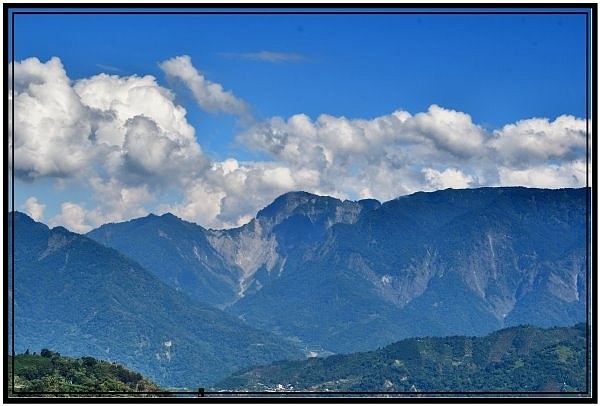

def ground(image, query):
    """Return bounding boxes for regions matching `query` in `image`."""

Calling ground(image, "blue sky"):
[8,7,592,232]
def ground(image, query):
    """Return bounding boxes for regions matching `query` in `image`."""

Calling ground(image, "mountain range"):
[8,186,590,389]
[7,212,303,388]
[88,187,589,353]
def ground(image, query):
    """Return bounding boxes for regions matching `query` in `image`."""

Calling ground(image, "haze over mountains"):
[8,187,590,389]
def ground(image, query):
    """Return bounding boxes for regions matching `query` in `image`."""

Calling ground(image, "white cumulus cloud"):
[406,104,487,159]
[423,167,475,190]
[9,56,212,231]
[9,57,95,180]
[489,115,587,167]
[21,197,46,221]
[49,202,90,234]
[497,160,588,188]
[10,56,590,232]
[236,106,491,202]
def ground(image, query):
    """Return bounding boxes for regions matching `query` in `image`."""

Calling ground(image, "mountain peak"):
[256,191,329,220]
[259,190,322,210]
[117,212,191,228]
[10,210,41,224]
[159,212,184,221]
[253,191,382,233]
[50,225,73,235]
[9,211,50,234]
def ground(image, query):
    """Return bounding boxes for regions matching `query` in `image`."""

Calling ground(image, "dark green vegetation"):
[8,212,303,388]
[88,187,589,354]
[8,350,164,397]
[216,324,588,393]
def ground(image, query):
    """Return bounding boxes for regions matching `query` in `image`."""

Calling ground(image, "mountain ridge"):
[85,186,589,355]
[215,323,588,393]
[8,212,304,388]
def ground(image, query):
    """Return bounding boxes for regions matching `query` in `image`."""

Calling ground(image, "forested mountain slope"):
[8,350,164,397]
[216,323,588,393]
[8,212,303,388]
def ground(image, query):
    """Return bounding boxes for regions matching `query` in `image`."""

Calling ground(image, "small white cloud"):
[159,55,249,117]
[158,180,226,229]
[21,197,46,221]
[422,167,475,190]
[226,50,308,63]
[407,104,486,159]
[49,202,91,234]
[219,158,240,175]
[490,115,587,167]
[261,167,296,190]
[497,160,587,188]
[85,177,154,227]
[95,64,121,73]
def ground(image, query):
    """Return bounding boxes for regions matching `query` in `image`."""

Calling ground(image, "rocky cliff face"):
[206,191,381,300]
[207,222,282,299]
